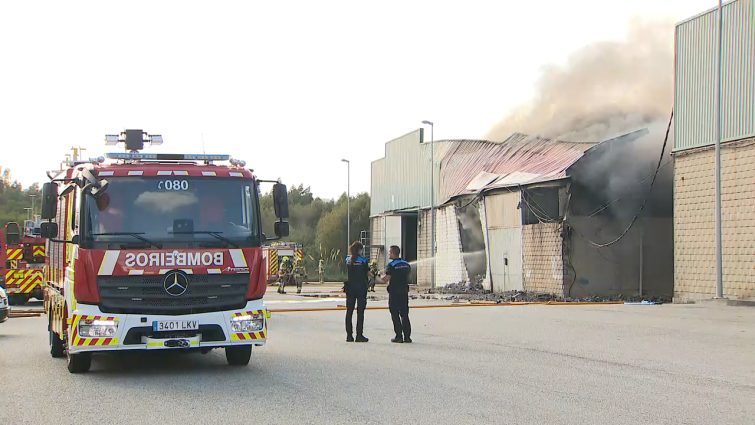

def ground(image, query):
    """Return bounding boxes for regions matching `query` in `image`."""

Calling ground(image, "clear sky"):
[0,0,715,199]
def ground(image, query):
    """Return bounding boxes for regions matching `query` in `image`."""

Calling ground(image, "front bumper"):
[0,307,8,323]
[67,301,269,354]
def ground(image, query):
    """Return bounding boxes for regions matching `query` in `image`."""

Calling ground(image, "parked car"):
[0,287,9,323]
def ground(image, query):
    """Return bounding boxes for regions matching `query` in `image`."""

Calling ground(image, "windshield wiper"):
[91,232,163,249]
[170,231,239,248]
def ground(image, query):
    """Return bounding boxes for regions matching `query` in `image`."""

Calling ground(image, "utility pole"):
[714,0,724,299]
[341,159,351,252]
[30,194,37,218]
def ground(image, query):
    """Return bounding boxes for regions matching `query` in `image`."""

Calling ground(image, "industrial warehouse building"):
[673,0,755,302]
[369,127,673,298]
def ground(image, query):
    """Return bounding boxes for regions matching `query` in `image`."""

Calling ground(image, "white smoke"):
[485,18,674,144]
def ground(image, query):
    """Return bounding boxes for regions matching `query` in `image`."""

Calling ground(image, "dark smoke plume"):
[485,18,674,143]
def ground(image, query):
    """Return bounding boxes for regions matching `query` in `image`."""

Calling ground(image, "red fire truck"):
[262,242,303,284]
[41,129,290,373]
[2,219,46,305]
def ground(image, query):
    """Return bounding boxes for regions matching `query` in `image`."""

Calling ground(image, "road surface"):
[1,300,754,424]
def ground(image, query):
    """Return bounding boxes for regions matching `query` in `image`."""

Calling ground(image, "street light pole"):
[24,208,32,220]
[341,159,351,251]
[714,0,724,299]
[422,120,435,289]
[30,194,37,219]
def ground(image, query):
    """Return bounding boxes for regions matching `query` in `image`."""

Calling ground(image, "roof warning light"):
[105,129,163,152]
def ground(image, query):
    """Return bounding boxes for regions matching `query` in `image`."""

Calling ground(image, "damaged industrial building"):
[368,126,673,299]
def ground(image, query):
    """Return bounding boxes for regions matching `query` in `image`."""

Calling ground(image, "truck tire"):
[49,318,65,358]
[67,351,92,373]
[225,346,252,366]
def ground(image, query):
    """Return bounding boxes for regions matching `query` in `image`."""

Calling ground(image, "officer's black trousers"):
[389,292,411,339]
[345,291,367,337]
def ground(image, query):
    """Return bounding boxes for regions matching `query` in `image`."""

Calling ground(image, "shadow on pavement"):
[85,349,264,377]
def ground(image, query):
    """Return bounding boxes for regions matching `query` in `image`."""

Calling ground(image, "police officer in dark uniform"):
[383,245,412,343]
[344,241,371,342]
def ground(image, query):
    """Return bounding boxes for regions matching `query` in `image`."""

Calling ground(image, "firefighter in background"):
[368,260,379,292]
[277,256,294,294]
[318,259,325,285]
[293,258,307,294]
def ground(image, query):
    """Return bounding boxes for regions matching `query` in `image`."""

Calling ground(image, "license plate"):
[152,320,199,332]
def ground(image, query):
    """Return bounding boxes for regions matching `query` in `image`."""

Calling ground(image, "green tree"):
[0,167,41,229]
[260,185,371,281]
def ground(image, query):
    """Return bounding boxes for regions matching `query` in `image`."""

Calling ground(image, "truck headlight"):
[230,313,264,332]
[79,319,118,337]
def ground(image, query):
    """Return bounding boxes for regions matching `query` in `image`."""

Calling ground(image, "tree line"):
[0,168,41,229]
[259,184,370,280]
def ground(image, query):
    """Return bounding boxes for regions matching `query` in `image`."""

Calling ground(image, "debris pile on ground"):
[423,281,671,304]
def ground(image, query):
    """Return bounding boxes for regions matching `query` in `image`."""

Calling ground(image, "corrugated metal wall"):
[370,129,455,216]
[675,0,755,151]
[370,129,429,216]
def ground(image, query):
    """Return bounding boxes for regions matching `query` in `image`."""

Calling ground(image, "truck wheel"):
[49,319,65,358]
[225,346,252,366]
[67,351,92,373]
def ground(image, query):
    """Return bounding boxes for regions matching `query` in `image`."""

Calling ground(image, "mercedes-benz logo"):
[163,270,189,296]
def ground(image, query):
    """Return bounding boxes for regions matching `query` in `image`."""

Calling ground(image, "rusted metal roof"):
[439,133,595,204]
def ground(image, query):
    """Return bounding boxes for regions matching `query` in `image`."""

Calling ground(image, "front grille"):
[98,274,249,315]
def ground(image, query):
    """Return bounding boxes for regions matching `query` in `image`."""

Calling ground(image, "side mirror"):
[274,221,290,238]
[273,183,289,219]
[41,183,58,220]
[40,222,58,239]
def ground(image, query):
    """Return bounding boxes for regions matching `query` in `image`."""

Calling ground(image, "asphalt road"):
[1,302,754,425]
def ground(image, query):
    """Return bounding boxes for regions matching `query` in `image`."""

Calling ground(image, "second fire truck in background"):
[1,218,46,304]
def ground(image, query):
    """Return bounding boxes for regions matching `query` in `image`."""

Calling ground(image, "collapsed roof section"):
[440,133,596,204]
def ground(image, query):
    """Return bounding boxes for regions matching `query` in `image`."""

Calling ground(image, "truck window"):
[70,189,77,231]
[82,177,260,248]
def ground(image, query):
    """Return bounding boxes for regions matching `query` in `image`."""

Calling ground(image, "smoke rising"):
[485,18,674,144]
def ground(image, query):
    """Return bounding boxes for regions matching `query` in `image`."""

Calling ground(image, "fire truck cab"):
[41,130,290,373]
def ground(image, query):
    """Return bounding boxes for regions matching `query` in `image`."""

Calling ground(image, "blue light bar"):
[105,153,230,161]
[184,154,231,161]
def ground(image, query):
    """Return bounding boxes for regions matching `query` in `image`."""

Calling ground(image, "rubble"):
[423,280,671,304]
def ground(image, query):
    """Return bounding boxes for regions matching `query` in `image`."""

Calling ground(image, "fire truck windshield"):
[82,177,260,248]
